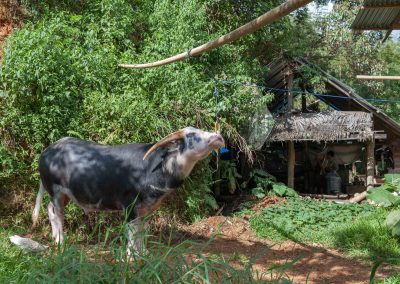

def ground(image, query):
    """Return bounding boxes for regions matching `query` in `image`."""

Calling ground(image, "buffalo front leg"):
[127,217,148,256]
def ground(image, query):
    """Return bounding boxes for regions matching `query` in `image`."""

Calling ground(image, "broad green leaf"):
[366,188,400,207]
[385,210,400,237]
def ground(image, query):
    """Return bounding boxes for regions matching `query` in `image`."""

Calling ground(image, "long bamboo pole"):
[356,75,400,80]
[119,0,313,69]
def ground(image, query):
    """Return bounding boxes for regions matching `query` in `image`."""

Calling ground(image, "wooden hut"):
[262,57,400,195]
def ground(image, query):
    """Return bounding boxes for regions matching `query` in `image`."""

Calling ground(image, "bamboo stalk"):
[119,0,313,69]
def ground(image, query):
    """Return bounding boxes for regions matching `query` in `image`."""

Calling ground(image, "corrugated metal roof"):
[351,0,400,30]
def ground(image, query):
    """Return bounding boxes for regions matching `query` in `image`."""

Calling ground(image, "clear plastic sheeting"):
[242,104,275,150]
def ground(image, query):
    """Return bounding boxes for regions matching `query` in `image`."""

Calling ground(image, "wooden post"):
[351,139,375,203]
[288,141,295,189]
[286,68,295,189]
[366,139,375,191]
[304,141,309,191]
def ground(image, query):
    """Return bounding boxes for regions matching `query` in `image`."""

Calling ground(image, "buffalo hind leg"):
[48,191,69,245]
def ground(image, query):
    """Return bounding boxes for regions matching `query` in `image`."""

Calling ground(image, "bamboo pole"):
[119,0,313,69]
[356,75,400,80]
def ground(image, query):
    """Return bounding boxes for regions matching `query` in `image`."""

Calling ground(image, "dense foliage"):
[2,0,400,222]
[0,0,311,221]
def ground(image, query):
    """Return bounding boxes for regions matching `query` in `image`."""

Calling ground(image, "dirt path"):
[175,216,394,283]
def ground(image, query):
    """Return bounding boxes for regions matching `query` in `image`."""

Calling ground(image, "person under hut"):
[375,145,394,176]
[322,151,342,194]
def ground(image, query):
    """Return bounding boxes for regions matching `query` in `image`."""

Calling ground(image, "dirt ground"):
[0,0,26,59]
[176,215,394,283]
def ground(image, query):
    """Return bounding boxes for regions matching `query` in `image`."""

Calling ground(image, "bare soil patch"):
[0,0,27,59]
[175,215,395,283]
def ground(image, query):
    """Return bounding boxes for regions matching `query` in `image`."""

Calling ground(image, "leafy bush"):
[367,178,400,237]
[250,198,375,242]
[247,169,298,199]
[217,160,242,194]
[1,0,303,222]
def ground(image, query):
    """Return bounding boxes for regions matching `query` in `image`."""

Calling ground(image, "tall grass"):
[0,220,299,283]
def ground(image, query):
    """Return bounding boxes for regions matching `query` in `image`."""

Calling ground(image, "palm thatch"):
[268,111,373,142]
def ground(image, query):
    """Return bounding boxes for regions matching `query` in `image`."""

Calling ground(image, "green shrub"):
[247,169,298,199]
[0,0,304,222]
[250,198,376,243]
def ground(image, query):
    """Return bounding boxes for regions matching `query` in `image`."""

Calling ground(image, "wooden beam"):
[286,70,294,111]
[382,29,393,43]
[374,133,387,140]
[353,23,400,30]
[119,0,313,69]
[350,191,367,203]
[357,75,400,80]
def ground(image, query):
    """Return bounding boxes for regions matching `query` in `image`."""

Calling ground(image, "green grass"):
[380,274,400,284]
[0,228,250,283]
[0,222,300,283]
[248,198,400,263]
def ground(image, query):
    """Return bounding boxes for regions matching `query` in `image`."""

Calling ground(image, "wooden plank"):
[300,193,349,199]
[374,133,387,140]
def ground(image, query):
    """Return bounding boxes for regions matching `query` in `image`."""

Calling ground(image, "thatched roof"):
[264,57,400,142]
[268,111,374,142]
